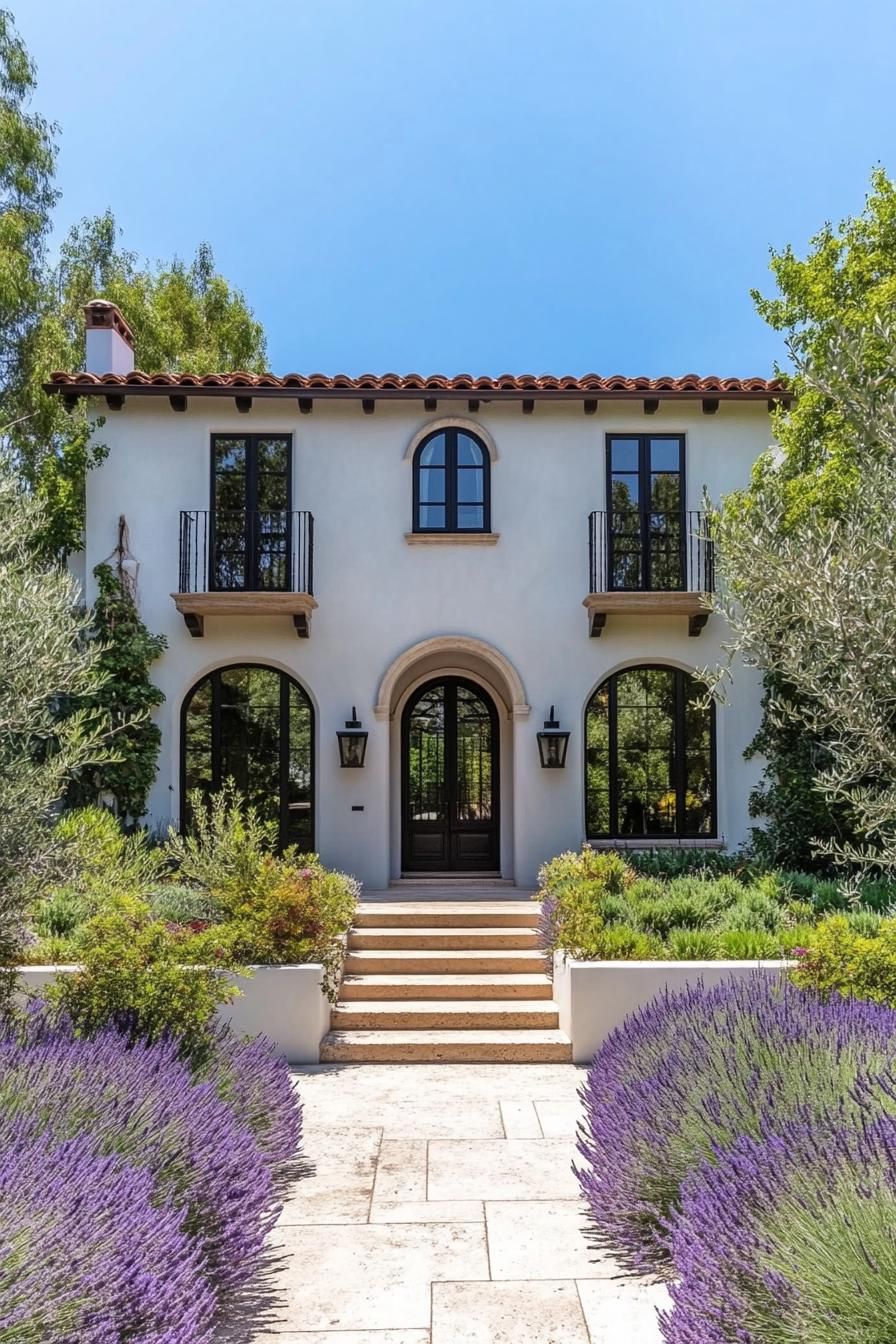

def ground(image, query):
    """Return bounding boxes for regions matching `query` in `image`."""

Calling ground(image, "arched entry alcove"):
[375,636,529,879]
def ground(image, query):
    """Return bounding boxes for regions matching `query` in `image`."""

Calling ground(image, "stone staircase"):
[319,897,571,1063]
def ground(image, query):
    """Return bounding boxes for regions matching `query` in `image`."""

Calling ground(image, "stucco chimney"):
[84,299,135,375]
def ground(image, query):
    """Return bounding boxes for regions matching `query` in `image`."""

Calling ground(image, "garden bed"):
[18,962,333,1064]
[552,953,791,1063]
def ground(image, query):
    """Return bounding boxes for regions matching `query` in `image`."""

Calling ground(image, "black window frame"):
[584,664,717,841]
[605,433,686,592]
[412,428,491,534]
[209,432,294,592]
[180,662,315,852]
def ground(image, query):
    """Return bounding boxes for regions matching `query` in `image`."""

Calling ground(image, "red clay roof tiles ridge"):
[45,370,788,395]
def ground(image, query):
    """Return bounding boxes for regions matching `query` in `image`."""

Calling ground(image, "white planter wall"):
[553,954,792,1064]
[18,964,331,1065]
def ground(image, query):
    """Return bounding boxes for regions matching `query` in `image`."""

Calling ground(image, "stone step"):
[390,877,516,887]
[343,948,548,976]
[348,927,540,951]
[355,902,540,928]
[319,1028,573,1064]
[331,1000,560,1030]
[338,973,554,1001]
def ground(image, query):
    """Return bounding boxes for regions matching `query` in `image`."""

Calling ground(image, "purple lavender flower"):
[0,1015,290,1294]
[662,1111,896,1344]
[201,1024,302,1165]
[576,974,896,1273]
[0,1123,215,1343]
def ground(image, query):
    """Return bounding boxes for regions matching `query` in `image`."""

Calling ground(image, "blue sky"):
[21,0,896,377]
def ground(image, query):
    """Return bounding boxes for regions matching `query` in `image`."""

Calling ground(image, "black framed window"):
[182,663,314,851]
[211,433,292,591]
[607,434,684,590]
[585,665,715,839]
[413,429,490,532]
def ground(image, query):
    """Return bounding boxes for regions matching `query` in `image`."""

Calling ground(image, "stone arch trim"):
[374,636,529,720]
[403,417,499,463]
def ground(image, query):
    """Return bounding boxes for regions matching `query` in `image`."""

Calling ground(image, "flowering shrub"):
[0,1013,298,1294]
[662,1112,896,1344]
[0,1126,215,1342]
[791,914,896,1007]
[576,975,896,1272]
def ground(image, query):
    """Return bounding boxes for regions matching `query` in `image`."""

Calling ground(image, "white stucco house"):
[45,300,788,890]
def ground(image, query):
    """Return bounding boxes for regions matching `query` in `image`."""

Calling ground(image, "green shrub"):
[166,782,278,894]
[147,883,221,926]
[624,849,752,880]
[33,887,86,939]
[664,928,719,960]
[45,896,241,1064]
[538,848,634,899]
[54,808,165,900]
[716,928,781,959]
[791,916,896,1007]
[594,925,663,960]
[714,888,784,934]
[844,909,886,937]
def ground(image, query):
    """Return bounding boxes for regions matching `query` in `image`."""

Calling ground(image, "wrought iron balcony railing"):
[178,510,314,596]
[588,509,714,595]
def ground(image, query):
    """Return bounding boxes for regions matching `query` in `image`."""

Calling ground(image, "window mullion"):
[609,676,618,836]
[447,430,458,530]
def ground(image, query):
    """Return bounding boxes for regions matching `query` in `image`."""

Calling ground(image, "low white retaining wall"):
[17,964,331,1066]
[552,954,792,1065]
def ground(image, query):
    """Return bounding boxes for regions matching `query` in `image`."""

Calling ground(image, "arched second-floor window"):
[413,428,490,532]
[584,665,715,839]
[181,664,314,850]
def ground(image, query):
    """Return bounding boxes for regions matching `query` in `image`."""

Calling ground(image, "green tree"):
[714,323,896,875]
[9,211,268,556]
[0,452,110,992]
[66,532,167,823]
[727,169,896,867]
[0,8,57,396]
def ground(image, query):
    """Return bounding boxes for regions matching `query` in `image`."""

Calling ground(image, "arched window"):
[182,664,314,850]
[413,428,490,532]
[585,665,715,839]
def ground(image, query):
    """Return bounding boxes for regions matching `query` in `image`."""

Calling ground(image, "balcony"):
[172,510,317,637]
[584,510,714,637]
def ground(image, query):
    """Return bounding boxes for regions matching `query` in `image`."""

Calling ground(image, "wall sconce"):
[337,707,368,768]
[537,706,570,769]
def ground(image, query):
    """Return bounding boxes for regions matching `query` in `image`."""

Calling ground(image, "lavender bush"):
[662,1112,896,1344]
[576,975,896,1272]
[0,1125,215,1342]
[0,1013,300,1294]
[200,1024,302,1164]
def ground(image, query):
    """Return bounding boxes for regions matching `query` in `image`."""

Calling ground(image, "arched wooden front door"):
[401,677,500,873]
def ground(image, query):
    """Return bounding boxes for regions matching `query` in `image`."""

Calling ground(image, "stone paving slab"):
[244,1064,665,1343]
[431,1281,589,1343]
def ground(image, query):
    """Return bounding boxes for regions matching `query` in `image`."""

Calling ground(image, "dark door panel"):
[402,678,499,873]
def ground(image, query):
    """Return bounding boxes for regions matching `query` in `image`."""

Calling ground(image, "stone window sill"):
[404,532,500,546]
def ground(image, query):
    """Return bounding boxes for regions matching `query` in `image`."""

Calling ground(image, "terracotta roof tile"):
[45,370,788,401]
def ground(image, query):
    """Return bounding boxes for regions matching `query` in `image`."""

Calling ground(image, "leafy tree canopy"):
[7,211,267,556]
[748,167,896,522]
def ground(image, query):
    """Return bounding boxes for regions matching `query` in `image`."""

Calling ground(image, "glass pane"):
[650,439,681,472]
[256,436,289,474]
[214,438,247,513]
[651,472,681,513]
[457,434,484,467]
[585,685,611,837]
[420,436,446,467]
[457,504,484,530]
[615,668,676,835]
[286,684,314,849]
[256,471,289,511]
[610,438,639,472]
[255,513,289,591]
[419,467,446,504]
[218,667,281,830]
[419,503,446,529]
[455,685,493,823]
[408,685,446,823]
[457,468,483,503]
[610,475,640,510]
[611,547,642,590]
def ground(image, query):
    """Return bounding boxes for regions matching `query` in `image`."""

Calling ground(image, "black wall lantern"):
[537,706,570,769]
[337,707,368,768]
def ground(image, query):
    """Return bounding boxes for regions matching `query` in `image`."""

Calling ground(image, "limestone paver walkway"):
[249,1063,668,1343]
